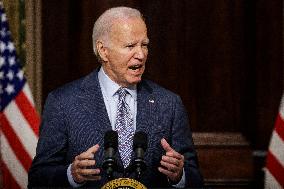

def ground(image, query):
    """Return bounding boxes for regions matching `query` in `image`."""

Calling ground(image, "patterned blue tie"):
[115,88,134,168]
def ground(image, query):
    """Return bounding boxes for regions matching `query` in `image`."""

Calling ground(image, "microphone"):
[102,130,118,180]
[133,131,148,180]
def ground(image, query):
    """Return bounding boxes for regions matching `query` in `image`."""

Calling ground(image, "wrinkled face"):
[99,17,149,87]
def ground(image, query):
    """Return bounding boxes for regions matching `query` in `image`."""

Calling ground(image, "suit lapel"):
[79,68,112,135]
[80,68,125,170]
[136,81,157,168]
[136,81,156,134]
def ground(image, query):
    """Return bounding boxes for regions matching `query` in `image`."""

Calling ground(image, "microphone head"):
[104,130,118,150]
[133,131,148,151]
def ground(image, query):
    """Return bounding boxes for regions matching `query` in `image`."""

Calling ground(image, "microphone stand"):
[125,158,147,181]
[102,158,117,181]
[134,158,146,180]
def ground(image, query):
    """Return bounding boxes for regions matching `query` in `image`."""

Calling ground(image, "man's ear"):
[96,40,108,62]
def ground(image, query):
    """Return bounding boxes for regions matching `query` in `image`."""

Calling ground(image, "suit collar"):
[79,67,112,135]
[136,80,156,133]
[80,67,101,94]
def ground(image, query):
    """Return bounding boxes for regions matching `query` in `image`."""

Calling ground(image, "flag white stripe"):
[264,169,282,189]
[1,134,28,188]
[23,83,35,106]
[3,101,38,158]
[279,96,284,119]
[269,130,284,168]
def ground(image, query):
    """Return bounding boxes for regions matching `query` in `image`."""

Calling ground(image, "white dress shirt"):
[98,67,137,130]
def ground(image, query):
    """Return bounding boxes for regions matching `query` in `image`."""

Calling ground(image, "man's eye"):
[126,44,135,49]
[142,43,148,48]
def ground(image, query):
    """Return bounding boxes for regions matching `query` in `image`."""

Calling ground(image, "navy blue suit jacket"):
[28,68,203,188]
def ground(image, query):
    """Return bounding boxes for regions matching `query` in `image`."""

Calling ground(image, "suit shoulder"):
[48,77,84,99]
[49,69,98,97]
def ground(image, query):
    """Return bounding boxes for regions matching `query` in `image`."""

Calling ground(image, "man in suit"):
[28,7,203,188]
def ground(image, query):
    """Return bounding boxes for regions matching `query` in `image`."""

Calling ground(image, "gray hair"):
[92,7,144,58]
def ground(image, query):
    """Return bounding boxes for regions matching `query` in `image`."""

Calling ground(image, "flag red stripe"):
[275,113,284,141]
[266,151,284,187]
[1,161,21,189]
[15,90,40,136]
[0,113,32,172]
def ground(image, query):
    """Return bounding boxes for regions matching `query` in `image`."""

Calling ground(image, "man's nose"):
[134,46,146,60]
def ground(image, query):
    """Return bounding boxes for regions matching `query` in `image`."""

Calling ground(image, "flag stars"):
[0,5,29,112]
[8,56,15,65]
[0,41,6,52]
[5,83,15,95]
[17,70,24,80]
[6,70,14,80]
[0,28,6,38]
[7,42,15,52]
[1,13,6,22]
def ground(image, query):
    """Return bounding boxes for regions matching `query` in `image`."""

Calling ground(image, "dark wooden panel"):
[142,1,247,133]
[254,0,283,149]
[41,1,71,102]
[194,133,253,187]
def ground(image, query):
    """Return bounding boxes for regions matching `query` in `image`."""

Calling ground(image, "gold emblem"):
[101,178,147,189]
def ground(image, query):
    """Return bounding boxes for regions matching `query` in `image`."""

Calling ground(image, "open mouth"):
[129,64,143,70]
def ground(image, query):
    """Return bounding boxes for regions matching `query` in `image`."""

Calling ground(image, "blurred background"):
[2,0,283,188]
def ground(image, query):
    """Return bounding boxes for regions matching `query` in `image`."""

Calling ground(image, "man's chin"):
[125,77,142,86]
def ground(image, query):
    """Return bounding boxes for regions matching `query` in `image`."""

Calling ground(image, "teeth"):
[129,65,142,70]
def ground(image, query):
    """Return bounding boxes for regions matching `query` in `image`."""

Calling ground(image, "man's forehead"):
[109,18,148,40]
[110,17,146,29]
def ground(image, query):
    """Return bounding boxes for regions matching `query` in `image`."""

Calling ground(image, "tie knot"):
[116,88,128,99]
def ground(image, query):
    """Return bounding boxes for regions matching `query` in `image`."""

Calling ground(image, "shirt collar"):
[98,67,137,100]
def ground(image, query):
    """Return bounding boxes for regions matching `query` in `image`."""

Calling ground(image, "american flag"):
[0,2,39,188]
[265,94,284,188]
